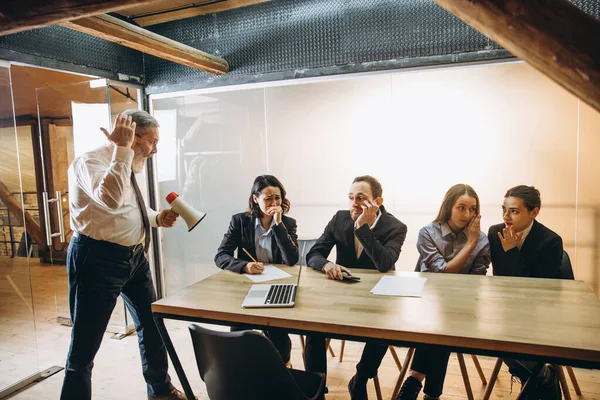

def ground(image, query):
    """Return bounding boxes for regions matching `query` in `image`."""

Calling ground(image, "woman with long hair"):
[396,184,490,400]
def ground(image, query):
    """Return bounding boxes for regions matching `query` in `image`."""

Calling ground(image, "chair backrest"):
[188,324,311,400]
[559,250,574,280]
[297,239,317,266]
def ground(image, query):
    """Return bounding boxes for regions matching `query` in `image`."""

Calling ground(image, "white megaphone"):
[166,192,206,232]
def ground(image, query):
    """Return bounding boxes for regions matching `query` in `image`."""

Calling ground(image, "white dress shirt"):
[255,217,276,263]
[68,143,158,247]
[517,221,534,249]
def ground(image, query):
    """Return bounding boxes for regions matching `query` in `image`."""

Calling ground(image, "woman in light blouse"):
[396,184,490,400]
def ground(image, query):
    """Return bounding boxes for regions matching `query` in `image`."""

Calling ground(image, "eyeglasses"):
[135,134,158,149]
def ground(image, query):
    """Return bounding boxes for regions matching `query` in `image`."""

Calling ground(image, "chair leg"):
[457,353,475,400]
[391,348,415,400]
[389,346,403,372]
[339,339,346,362]
[556,365,573,400]
[299,335,307,370]
[482,358,503,400]
[373,375,383,400]
[326,338,336,357]
[471,354,487,385]
[566,366,582,395]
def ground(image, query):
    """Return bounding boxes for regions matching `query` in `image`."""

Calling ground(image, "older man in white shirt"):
[60,110,193,400]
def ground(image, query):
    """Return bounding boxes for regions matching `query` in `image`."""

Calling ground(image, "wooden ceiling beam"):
[62,14,228,74]
[129,0,269,27]
[433,0,600,113]
[0,0,162,36]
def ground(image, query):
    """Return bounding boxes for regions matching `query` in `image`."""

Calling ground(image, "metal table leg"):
[154,315,195,400]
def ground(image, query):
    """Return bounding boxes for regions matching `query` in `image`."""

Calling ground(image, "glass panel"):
[0,65,40,389]
[576,99,600,297]
[108,83,143,332]
[152,89,267,295]
[387,64,579,270]
[152,62,599,298]
[35,81,135,335]
[264,75,392,259]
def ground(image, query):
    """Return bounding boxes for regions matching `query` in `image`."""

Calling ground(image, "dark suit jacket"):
[214,213,299,273]
[488,220,563,279]
[307,205,407,272]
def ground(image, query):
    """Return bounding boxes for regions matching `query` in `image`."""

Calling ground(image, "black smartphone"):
[342,271,361,282]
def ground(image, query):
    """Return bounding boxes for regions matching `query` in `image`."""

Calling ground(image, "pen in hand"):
[242,248,264,274]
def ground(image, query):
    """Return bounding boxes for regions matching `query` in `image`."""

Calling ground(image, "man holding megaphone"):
[61,110,195,400]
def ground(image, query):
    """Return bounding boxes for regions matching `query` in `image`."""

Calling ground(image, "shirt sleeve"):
[470,238,491,275]
[75,146,134,210]
[148,208,159,228]
[417,228,448,273]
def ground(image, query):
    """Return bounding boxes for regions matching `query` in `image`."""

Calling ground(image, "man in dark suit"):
[306,175,408,400]
[488,185,563,400]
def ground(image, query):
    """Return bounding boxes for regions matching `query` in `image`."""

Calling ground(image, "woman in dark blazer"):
[487,185,563,399]
[214,174,299,365]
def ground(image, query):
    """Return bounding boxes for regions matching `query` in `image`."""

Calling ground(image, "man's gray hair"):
[121,109,159,129]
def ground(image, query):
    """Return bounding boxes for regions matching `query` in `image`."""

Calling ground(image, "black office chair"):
[559,250,575,280]
[189,324,326,400]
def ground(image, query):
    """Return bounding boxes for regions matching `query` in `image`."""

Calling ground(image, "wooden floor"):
[2,257,600,400]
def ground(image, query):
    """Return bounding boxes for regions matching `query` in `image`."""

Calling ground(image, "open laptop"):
[241,243,305,308]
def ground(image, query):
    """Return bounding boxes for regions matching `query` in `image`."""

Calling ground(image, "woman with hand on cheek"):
[396,184,490,400]
[214,175,299,366]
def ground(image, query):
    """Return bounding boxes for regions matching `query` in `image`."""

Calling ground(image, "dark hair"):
[433,184,480,224]
[248,175,290,218]
[504,185,541,211]
[352,175,383,198]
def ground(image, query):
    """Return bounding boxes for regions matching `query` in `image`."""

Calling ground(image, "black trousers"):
[60,234,173,400]
[305,334,388,378]
[409,347,452,398]
[231,325,292,363]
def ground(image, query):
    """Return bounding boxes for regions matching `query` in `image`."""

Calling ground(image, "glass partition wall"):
[0,63,41,396]
[151,61,600,298]
[0,64,145,397]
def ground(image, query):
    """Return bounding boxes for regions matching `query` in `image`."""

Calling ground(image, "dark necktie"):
[131,172,150,251]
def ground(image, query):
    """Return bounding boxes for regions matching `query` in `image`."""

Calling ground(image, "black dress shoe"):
[538,364,562,400]
[348,374,369,400]
[396,376,422,400]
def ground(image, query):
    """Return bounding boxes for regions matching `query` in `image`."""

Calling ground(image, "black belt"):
[72,231,144,253]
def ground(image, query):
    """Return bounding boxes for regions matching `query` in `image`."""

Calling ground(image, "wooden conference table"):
[152,266,600,400]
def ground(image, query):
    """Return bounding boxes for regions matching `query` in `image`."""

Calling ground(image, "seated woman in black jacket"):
[214,174,299,366]
[488,185,563,400]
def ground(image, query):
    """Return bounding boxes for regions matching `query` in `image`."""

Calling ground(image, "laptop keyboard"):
[265,284,295,304]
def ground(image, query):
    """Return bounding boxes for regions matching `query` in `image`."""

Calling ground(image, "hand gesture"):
[244,262,264,275]
[323,262,352,280]
[356,199,380,228]
[266,205,283,224]
[466,215,481,244]
[101,113,136,148]
[498,225,523,252]
[158,209,179,228]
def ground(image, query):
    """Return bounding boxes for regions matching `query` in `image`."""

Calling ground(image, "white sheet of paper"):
[370,275,427,297]
[245,265,293,283]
